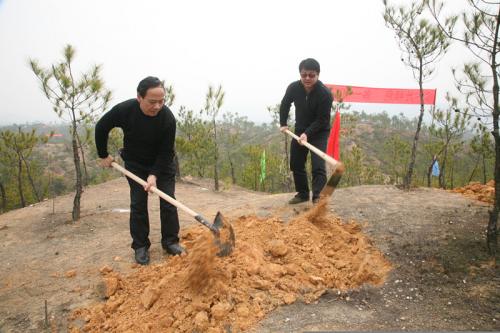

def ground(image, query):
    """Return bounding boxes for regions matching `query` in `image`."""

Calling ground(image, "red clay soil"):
[451,180,495,204]
[69,199,391,332]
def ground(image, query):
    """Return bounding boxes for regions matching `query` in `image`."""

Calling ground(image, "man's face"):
[300,69,319,91]
[137,86,166,116]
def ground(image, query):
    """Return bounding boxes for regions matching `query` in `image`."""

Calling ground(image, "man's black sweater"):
[279,80,333,137]
[95,99,176,177]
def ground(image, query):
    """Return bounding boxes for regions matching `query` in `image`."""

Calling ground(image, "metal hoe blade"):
[319,162,345,198]
[196,212,235,257]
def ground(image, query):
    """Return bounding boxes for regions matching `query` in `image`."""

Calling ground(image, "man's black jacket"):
[279,80,333,137]
[95,99,176,177]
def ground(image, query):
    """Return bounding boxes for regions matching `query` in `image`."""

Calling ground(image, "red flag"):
[326,110,341,160]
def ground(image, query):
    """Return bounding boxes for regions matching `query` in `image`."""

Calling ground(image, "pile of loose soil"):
[70,199,391,332]
[451,180,495,204]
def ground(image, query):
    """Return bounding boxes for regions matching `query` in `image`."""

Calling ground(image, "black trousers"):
[124,160,180,250]
[290,130,329,200]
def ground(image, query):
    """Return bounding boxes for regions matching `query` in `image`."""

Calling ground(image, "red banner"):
[326,84,436,105]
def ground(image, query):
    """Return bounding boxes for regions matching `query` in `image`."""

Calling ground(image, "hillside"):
[0,176,498,332]
[1,112,493,215]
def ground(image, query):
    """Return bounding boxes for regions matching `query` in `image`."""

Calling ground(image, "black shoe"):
[163,243,185,256]
[312,197,320,204]
[134,247,150,265]
[288,194,309,205]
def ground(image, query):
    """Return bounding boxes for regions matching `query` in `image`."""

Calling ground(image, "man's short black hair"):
[137,76,164,98]
[299,58,320,73]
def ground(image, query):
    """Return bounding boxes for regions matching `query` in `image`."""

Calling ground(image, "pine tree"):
[0,128,49,208]
[427,0,500,255]
[30,45,111,221]
[204,85,225,191]
[384,0,450,189]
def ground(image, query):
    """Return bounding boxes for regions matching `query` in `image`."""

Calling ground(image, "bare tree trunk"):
[468,155,480,183]
[75,133,89,187]
[17,159,25,208]
[71,124,82,222]
[489,131,499,257]
[404,61,425,190]
[229,157,236,184]
[21,155,40,202]
[439,147,448,189]
[486,7,500,257]
[196,154,204,178]
[213,153,219,191]
[80,146,89,186]
[0,181,6,213]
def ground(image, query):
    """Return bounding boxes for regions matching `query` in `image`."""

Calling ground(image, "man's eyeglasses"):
[300,72,317,79]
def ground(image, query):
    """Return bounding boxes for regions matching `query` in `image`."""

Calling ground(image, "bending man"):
[95,76,184,265]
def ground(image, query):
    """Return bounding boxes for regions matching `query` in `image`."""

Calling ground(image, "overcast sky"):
[0,0,471,126]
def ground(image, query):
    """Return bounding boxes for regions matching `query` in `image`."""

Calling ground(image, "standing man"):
[280,58,333,204]
[95,76,184,265]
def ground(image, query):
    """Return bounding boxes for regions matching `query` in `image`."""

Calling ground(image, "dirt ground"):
[0,176,498,332]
